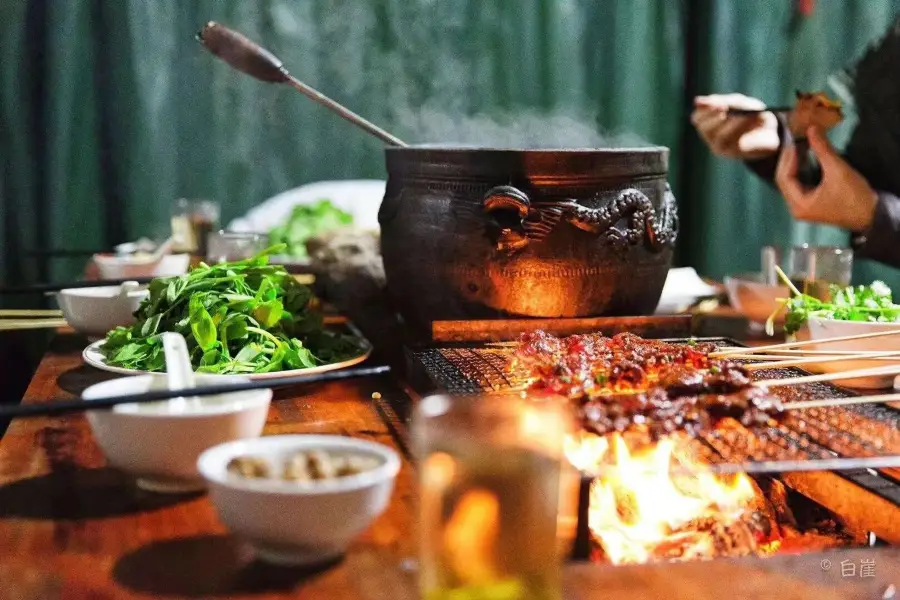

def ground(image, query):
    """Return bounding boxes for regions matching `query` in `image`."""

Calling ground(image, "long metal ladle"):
[197,21,407,148]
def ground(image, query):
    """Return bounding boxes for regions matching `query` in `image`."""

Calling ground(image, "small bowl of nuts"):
[196,434,400,566]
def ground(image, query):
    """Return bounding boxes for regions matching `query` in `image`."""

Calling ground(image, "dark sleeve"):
[850,191,900,269]
[742,114,790,185]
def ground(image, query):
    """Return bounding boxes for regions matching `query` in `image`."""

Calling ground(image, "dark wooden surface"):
[0,333,897,599]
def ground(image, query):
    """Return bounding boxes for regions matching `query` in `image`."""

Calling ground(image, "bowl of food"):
[724,273,789,326]
[782,280,900,389]
[56,282,148,338]
[197,434,400,566]
[93,252,191,280]
[83,375,272,493]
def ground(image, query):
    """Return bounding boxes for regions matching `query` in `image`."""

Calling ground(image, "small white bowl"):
[725,273,790,326]
[56,282,148,338]
[94,253,191,280]
[197,435,400,566]
[83,375,272,493]
[800,317,900,389]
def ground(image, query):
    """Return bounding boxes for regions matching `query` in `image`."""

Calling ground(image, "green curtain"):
[1,0,900,289]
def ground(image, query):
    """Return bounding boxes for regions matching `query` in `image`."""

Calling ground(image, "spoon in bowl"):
[161,332,197,412]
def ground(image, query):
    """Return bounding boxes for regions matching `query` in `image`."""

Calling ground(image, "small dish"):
[93,252,191,280]
[83,374,271,493]
[724,273,789,326]
[798,317,900,389]
[56,282,148,338]
[197,435,400,566]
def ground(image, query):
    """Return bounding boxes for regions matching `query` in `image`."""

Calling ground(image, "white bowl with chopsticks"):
[724,273,789,326]
[83,374,272,493]
[798,317,900,389]
[197,435,400,566]
[56,282,149,338]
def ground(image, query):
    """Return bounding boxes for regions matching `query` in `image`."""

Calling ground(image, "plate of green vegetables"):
[83,246,371,379]
[268,200,354,263]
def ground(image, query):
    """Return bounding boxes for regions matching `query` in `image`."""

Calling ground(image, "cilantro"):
[765,266,900,335]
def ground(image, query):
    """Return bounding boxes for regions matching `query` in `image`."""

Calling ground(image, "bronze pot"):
[378,146,678,332]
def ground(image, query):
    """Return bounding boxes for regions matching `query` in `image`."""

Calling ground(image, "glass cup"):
[413,394,578,600]
[788,245,853,299]
[206,231,266,263]
[171,199,221,256]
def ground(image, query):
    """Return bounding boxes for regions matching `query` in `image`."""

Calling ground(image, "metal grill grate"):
[406,339,900,478]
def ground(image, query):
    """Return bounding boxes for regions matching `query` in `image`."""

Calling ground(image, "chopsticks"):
[710,329,900,358]
[0,274,314,295]
[726,106,793,116]
[0,309,68,332]
[0,364,392,420]
[0,309,64,318]
[0,319,69,332]
[0,277,156,295]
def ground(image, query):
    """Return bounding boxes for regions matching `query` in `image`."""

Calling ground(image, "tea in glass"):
[414,394,577,600]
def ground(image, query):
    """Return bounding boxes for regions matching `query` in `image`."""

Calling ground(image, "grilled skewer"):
[515,330,900,439]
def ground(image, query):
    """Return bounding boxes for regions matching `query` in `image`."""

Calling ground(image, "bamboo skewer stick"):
[745,349,900,371]
[782,392,900,411]
[755,364,900,388]
[710,328,900,358]
[723,352,900,363]
[716,347,899,357]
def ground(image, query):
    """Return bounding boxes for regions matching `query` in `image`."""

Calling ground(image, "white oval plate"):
[83,337,372,380]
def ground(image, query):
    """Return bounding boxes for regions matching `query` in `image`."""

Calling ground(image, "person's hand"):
[691,94,780,160]
[775,126,878,232]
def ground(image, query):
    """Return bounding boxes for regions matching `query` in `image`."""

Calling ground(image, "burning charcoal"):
[760,479,799,529]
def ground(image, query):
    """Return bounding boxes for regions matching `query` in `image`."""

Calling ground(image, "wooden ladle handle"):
[197,21,289,84]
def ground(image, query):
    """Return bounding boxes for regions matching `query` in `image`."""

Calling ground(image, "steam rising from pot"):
[393,104,651,149]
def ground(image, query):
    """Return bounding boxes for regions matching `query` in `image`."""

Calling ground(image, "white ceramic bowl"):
[93,253,191,280]
[56,283,148,337]
[83,375,272,493]
[800,317,900,389]
[197,435,400,566]
[724,273,790,325]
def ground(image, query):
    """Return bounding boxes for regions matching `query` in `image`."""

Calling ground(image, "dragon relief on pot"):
[482,185,679,254]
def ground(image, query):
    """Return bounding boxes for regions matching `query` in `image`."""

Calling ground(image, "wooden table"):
[0,333,897,599]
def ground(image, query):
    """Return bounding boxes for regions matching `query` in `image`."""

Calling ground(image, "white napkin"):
[655,267,719,314]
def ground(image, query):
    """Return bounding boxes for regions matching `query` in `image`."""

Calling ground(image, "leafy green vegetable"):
[766,268,900,335]
[100,245,364,374]
[268,200,353,259]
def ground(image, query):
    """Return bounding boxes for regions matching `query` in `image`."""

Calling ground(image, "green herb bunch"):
[101,245,363,374]
[268,200,353,259]
[766,268,900,335]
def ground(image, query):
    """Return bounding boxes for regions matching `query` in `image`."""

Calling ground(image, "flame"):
[565,432,757,565]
